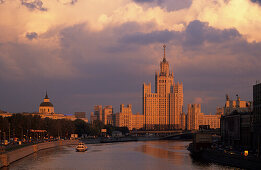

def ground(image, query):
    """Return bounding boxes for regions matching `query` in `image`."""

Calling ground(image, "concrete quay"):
[0,140,78,168]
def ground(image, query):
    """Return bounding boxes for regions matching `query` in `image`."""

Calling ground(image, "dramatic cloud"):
[25,32,38,40]
[21,0,47,11]
[133,0,192,11]
[251,0,261,5]
[117,19,261,112]
[183,20,241,46]
[120,30,178,44]
[120,20,242,46]
[0,0,261,116]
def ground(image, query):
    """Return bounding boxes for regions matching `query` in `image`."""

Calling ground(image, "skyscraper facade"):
[94,105,103,122]
[253,83,261,157]
[187,104,201,130]
[143,45,183,130]
[103,105,113,125]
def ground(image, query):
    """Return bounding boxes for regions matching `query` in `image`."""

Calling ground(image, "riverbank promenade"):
[0,140,78,168]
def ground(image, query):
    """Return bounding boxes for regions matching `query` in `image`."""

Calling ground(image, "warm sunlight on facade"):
[39,92,54,114]
[143,45,183,130]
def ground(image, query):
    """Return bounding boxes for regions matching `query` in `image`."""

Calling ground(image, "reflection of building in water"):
[143,45,183,130]
[138,142,185,165]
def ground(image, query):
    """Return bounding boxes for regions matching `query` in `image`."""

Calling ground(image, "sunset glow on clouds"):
[0,0,261,114]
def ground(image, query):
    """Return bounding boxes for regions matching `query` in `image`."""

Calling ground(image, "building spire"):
[163,44,166,62]
[45,90,49,99]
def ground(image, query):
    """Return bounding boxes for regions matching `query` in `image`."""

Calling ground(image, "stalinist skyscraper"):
[143,45,183,130]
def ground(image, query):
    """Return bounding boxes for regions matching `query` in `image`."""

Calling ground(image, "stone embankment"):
[0,140,78,168]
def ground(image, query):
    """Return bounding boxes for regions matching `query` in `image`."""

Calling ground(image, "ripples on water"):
[7,141,238,170]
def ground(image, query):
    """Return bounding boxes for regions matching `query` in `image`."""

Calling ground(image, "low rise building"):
[0,110,12,118]
[75,112,86,119]
[187,104,220,130]
[115,104,144,130]
[198,113,221,129]
[221,111,252,149]
[224,94,252,115]
[221,94,253,149]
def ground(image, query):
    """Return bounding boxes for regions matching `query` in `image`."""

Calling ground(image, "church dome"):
[40,102,53,107]
[39,91,55,114]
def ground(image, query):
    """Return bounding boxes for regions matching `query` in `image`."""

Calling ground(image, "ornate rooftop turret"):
[160,44,170,76]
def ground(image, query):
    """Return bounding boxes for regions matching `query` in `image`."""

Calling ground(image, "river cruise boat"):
[76,142,88,152]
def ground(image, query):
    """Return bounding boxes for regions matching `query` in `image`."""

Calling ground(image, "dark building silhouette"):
[253,83,261,157]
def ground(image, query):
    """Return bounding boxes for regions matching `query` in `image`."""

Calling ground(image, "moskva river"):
[6,140,236,170]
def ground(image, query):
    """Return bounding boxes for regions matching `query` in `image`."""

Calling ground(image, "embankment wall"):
[0,140,78,168]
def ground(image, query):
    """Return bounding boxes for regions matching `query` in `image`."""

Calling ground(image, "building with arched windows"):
[39,92,54,114]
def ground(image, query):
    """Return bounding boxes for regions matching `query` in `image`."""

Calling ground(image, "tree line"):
[0,114,129,141]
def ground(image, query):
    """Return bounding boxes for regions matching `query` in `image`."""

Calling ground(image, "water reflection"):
[137,144,184,165]
[136,141,235,170]
[6,141,237,170]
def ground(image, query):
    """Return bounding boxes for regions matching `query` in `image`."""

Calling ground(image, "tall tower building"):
[187,104,201,130]
[253,83,261,157]
[94,105,103,122]
[103,105,113,125]
[143,45,183,130]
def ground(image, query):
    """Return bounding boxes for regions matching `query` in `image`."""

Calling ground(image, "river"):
[5,140,237,170]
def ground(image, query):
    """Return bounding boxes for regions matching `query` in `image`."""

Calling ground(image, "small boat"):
[76,142,88,152]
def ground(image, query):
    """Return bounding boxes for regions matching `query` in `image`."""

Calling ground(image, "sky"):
[0,0,261,117]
